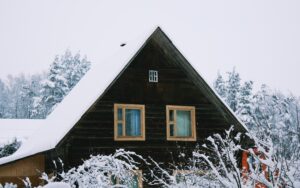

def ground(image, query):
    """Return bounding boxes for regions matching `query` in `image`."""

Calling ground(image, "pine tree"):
[236,81,253,125]
[62,50,91,89]
[0,79,8,118]
[225,68,241,112]
[213,73,227,99]
[35,57,69,117]
[33,50,91,118]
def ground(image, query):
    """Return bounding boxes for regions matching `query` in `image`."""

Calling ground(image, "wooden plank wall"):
[0,154,45,186]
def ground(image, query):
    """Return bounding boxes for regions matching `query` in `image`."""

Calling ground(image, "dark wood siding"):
[46,36,242,184]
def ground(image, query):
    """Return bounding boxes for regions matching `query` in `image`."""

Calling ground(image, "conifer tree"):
[214,73,227,99]
[225,68,241,112]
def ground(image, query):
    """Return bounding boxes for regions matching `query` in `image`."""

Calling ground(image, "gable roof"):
[0,27,248,165]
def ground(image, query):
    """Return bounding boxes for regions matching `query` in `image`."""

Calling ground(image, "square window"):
[166,105,196,141]
[149,70,158,82]
[114,104,145,141]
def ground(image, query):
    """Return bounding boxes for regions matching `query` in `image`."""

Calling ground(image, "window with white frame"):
[149,70,158,82]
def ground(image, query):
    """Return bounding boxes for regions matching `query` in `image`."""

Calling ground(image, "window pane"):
[176,110,191,137]
[170,124,174,137]
[117,108,122,120]
[169,110,174,121]
[125,109,141,136]
[128,174,139,188]
[118,123,123,136]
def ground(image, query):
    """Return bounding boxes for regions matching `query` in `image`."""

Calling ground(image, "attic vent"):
[149,70,158,83]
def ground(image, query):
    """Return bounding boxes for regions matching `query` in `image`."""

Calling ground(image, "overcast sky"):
[0,0,300,96]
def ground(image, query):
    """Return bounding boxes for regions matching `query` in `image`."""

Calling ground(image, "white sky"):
[0,0,300,96]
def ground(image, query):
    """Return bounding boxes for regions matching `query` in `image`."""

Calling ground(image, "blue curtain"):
[176,110,191,137]
[125,109,141,136]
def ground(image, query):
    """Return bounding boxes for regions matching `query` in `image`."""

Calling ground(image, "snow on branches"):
[41,149,146,188]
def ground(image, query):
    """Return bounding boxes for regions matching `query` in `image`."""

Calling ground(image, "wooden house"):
[0,27,248,187]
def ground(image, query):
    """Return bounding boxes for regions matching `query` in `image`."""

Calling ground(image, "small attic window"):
[149,70,158,83]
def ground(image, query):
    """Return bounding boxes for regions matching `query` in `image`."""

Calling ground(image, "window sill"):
[167,137,197,141]
[114,136,146,141]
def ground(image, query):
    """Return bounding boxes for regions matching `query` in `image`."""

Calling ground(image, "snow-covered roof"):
[0,26,248,165]
[0,27,157,165]
[0,119,44,145]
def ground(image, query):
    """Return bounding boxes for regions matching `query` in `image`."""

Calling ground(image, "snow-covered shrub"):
[0,183,17,188]
[41,149,146,188]
[39,182,71,188]
[149,127,242,187]
[149,156,221,187]
[149,126,295,188]
[194,127,295,188]
[0,138,21,158]
[194,126,244,188]
[245,132,297,188]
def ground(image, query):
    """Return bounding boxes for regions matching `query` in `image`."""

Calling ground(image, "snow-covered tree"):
[0,79,8,118]
[32,50,91,118]
[213,69,300,186]
[34,58,69,117]
[0,50,90,119]
[62,50,91,89]
[214,72,227,99]
[236,81,254,126]
[0,74,44,119]
[226,68,241,112]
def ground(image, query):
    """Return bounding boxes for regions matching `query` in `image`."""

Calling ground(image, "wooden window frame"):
[134,170,143,188]
[166,105,196,141]
[114,104,145,141]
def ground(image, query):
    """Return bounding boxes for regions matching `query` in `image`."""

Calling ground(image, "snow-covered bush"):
[0,138,21,158]
[194,127,244,188]
[149,156,221,187]
[38,182,71,188]
[149,126,296,188]
[148,128,243,187]
[245,132,297,188]
[0,183,17,188]
[41,149,146,188]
